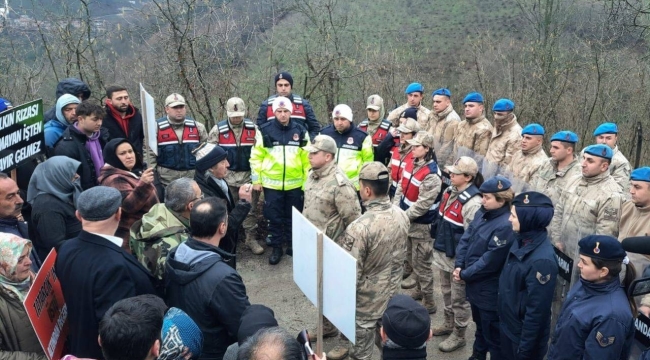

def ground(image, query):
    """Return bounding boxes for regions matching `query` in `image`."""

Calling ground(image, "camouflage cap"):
[359,161,389,181]
[304,135,337,154]
[407,131,434,148]
[226,97,246,117]
[366,94,384,111]
[397,118,421,134]
[165,93,186,107]
[445,156,478,176]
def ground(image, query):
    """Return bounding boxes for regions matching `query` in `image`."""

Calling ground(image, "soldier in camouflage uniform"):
[130,178,199,280]
[393,131,441,313]
[330,162,409,360]
[530,131,581,204]
[386,83,431,128]
[484,98,522,169]
[427,88,461,167]
[591,122,632,192]
[452,92,493,162]
[506,124,549,183]
[303,135,362,343]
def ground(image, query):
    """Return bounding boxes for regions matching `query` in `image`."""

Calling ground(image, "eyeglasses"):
[192,193,205,202]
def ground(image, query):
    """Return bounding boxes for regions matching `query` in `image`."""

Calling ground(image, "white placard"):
[139,84,158,156]
[292,208,357,343]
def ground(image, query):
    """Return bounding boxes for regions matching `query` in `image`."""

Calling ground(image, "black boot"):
[269,247,283,265]
[286,247,293,256]
[468,352,486,360]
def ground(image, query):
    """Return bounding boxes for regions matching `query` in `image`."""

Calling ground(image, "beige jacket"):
[427,104,461,167]
[610,146,631,193]
[485,114,522,168]
[386,103,430,127]
[507,146,549,183]
[530,157,581,204]
[452,116,493,162]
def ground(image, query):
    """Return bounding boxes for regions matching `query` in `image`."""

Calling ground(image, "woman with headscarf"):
[27,156,83,260]
[0,233,47,360]
[454,175,515,360]
[98,138,158,252]
[497,191,558,360]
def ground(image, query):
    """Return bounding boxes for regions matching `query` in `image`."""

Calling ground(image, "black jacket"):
[194,172,251,268]
[43,78,91,121]
[102,105,144,156]
[54,125,108,190]
[498,230,558,359]
[165,238,250,360]
[28,194,82,260]
[55,230,157,359]
[382,346,427,360]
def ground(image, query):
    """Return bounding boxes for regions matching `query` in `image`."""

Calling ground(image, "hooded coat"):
[165,238,250,360]
[43,94,81,150]
[42,78,90,122]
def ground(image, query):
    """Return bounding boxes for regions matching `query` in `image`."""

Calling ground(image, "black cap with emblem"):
[578,235,626,261]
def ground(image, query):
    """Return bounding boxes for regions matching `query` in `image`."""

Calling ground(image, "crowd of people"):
[0,71,649,360]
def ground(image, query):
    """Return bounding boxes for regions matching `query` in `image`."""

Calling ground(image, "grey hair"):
[238,327,304,360]
[165,178,197,213]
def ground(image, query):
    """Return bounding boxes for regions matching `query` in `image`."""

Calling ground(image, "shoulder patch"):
[602,207,619,222]
[493,235,507,247]
[536,272,551,285]
[596,331,615,348]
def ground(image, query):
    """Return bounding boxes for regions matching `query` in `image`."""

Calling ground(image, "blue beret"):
[513,191,553,208]
[405,83,424,94]
[578,235,626,261]
[522,123,545,136]
[462,92,484,104]
[492,98,515,112]
[584,144,613,160]
[479,176,511,194]
[432,88,451,98]
[631,167,650,182]
[550,131,578,143]
[593,122,618,136]
[0,98,11,113]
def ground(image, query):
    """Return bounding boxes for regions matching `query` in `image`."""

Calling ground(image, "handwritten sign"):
[0,99,44,172]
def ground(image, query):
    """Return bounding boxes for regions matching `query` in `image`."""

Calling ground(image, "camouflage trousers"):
[228,184,259,233]
[410,236,434,296]
[345,319,382,360]
[438,268,471,328]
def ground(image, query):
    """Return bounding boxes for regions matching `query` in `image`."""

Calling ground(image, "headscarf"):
[26,156,83,205]
[515,205,554,234]
[102,138,143,174]
[0,233,33,301]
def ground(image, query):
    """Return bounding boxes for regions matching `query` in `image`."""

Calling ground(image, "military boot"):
[467,351,486,360]
[245,234,264,255]
[308,318,339,342]
[438,326,467,352]
[432,313,454,336]
[269,247,283,265]
[403,287,423,301]
[423,293,437,314]
[327,345,349,360]
[401,273,417,289]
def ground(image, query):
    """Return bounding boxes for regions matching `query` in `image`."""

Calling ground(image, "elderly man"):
[130,178,202,280]
[386,83,431,128]
[506,124,548,183]
[146,93,208,188]
[56,186,157,359]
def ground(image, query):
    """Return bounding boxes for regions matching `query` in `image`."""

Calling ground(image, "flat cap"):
[76,186,122,221]
[550,131,578,143]
[479,176,511,194]
[513,191,553,208]
[522,123,545,136]
[579,235,626,261]
[584,144,613,160]
[593,122,618,136]
[359,162,389,181]
[304,135,338,155]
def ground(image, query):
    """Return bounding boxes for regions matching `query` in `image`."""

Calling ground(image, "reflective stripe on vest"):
[157,119,200,145]
[400,161,439,209]
[217,119,256,147]
[390,148,413,183]
[358,119,391,146]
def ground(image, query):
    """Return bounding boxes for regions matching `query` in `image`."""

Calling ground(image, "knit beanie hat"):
[382,294,430,348]
[275,72,293,87]
[193,143,228,174]
[159,307,203,360]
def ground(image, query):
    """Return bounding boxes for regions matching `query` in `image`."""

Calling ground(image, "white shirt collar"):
[90,232,123,248]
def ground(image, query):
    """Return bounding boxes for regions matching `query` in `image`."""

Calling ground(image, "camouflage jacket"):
[386,103,430,128]
[130,203,190,280]
[530,157,581,204]
[427,104,461,167]
[452,115,493,160]
[507,146,548,183]
[550,171,623,285]
[341,196,409,321]
[610,146,631,193]
[485,114,522,168]
[302,161,361,244]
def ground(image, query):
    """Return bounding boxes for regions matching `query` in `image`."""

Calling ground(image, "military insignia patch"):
[596,331,615,347]
[279,101,286,108]
[536,272,551,284]
[497,180,503,190]
[533,127,538,134]
[370,96,375,104]
[602,148,607,156]
[335,110,341,116]
[493,236,507,247]
[293,133,299,141]
[233,104,238,111]
[565,133,571,140]
[279,73,283,79]
[593,241,601,254]
[224,133,229,138]
[523,194,530,204]
[347,137,354,144]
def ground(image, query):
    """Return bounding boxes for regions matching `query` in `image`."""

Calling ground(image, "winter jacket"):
[102,105,144,156]
[53,126,108,190]
[498,230,558,359]
[547,278,634,360]
[452,115,493,160]
[320,124,374,189]
[0,286,47,360]
[507,146,549,183]
[257,93,321,141]
[130,203,190,281]
[529,157,581,205]
[98,165,159,251]
[28,194,81,261]
[386,103,431,128]
[427,104,461,167]
[455,205,514,310]
[485,114,522,168]
[165,238,251,360]
[42,78,90,123]
[194,172,251,268]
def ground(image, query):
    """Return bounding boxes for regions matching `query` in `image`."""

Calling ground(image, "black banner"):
[553,245,573,283]
[635,313,650,349]
[0,99,44,172]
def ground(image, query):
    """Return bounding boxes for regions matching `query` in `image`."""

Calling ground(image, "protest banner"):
[139,84,157,159]
[0,99,44,172]
[23,249,67,360]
